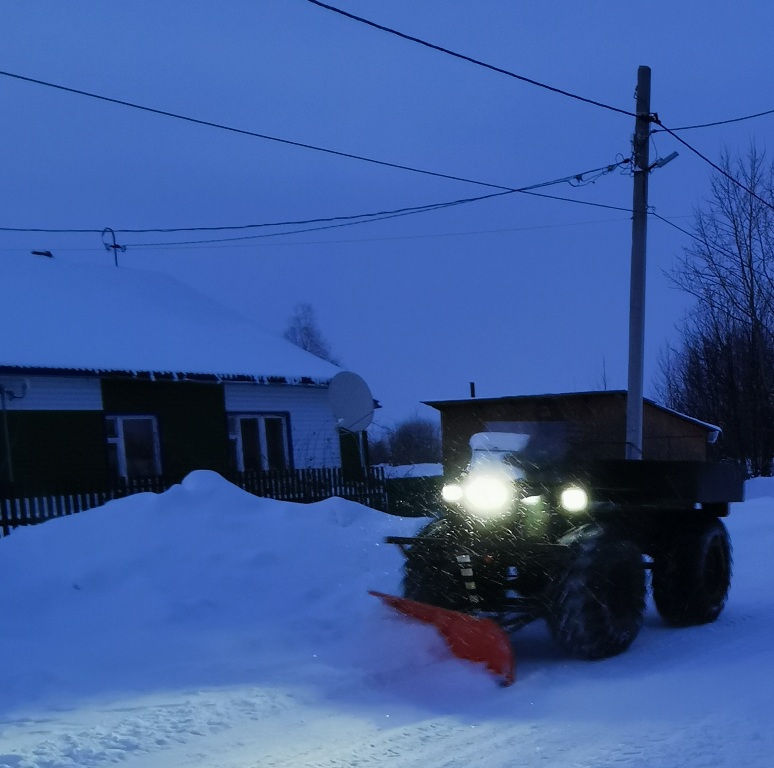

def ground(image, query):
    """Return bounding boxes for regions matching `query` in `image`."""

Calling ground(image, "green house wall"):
[0,410,108,494]
[101,379,230,483]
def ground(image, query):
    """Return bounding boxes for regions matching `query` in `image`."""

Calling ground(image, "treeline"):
[369,417,442,466]
[659,145,774,476]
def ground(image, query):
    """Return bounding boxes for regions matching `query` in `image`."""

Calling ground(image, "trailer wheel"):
[547,525,646,660]
[652,518,732,627]
[401,519,470,610]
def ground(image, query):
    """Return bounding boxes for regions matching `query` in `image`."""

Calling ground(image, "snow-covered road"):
[1,472,772,767]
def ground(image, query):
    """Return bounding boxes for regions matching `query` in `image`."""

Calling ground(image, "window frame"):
[105,413,163,481]
[228,412,292,472]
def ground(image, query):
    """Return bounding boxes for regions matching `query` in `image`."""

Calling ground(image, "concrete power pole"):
[625,65,652,460]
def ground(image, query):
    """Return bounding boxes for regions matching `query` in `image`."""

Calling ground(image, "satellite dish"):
[328,371,375,432]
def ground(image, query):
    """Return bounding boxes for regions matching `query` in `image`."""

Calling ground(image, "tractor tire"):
[652,517,732,627]
[547,525,646,660]
[401,519,471,611]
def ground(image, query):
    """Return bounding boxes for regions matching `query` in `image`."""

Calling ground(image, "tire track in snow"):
[242,706,774,768]
[0,688,295,768]
[3,690,771,768]
[253,718,525,768]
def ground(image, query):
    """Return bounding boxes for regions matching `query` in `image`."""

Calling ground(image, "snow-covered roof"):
[469,432,531,452]
[0,256,342,383]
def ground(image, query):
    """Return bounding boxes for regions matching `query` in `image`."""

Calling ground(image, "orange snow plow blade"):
[369,591,515,686]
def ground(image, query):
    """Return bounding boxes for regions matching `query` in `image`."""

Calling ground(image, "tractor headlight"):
[559,485,589,513]
[462,473,514,518]
[441,483,464,503]
[441,471,516,519]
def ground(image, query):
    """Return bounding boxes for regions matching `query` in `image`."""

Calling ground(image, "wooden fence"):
[0,467,389,538]
[234,467,387,509]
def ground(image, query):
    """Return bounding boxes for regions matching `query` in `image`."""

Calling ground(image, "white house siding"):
[0,375,103,411]
[223,382,341,468]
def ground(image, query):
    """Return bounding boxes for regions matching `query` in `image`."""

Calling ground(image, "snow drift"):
[0,471,773,767]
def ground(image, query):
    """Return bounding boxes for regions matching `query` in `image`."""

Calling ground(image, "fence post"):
[1,498,9,537]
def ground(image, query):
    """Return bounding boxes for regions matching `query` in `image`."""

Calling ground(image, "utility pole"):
[625,65,652,460]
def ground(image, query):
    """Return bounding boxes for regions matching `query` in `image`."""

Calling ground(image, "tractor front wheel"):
[547,525,646,660]
[401,519,470,611]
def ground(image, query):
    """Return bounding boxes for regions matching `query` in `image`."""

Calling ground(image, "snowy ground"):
[0,470,772,768]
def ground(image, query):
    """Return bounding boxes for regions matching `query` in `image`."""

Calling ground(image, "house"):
[424,390,721,476]
[0,256,373,494]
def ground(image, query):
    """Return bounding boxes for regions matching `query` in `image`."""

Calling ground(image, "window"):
[228,414,290,472]
[105,415,162,481]
[339,429,368,476]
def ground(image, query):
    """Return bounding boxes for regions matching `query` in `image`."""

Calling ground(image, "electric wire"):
[126,199,500,247]
[649,210,772,314]
[0,159,628,239]
[649,211,699,241]
[655,118,774,214]
[0,194,511,235]
[127,160,627,246]
[650,211,771,296]
[305,0,636,118]
[126,162,628,247]
[130,215,633,251]
[125,195,631,248]
[654,107,774,132]
[519,190,631,213]
[0,211,689,253]
[0,62,631,245]
[0,69,519,193]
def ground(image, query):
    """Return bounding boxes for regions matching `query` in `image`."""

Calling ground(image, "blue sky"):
[1,1,772,426]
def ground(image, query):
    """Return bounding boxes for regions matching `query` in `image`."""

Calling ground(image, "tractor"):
[374,429,744,683]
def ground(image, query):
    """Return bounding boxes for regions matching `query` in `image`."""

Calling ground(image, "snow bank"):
[0,471,427,713]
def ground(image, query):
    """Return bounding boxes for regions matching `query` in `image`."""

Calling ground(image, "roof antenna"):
[101,227,126,267]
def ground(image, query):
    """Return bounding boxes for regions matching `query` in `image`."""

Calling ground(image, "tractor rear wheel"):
[652,517,732,626]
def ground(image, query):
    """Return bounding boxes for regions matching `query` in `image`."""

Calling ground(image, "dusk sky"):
[2,1,772,427]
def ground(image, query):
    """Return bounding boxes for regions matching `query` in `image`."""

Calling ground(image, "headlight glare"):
[463,473,513,517]
[560,485,589,513]
[441,483,464,503]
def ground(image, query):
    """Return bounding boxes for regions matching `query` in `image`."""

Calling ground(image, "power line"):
[130,216,634,251]
[0,212,646,254]
[0,69,518,192]
[650,210,771,289]
[0,194,509,236]
[0,159,628,238]
[125,161,627,246]
[649,211,698,241]
[127,198,502,247]
[651,210,774,277]
[654,107,774,132]
[305,0,636,118]
[0,225,101,234]
[655,118,774,214]
[519,190,631,213]
[126,163,627,246]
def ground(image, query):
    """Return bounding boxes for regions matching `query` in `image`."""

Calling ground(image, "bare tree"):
[283,303,339,364]
[369,417,442,466]
[658,145,774,475]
